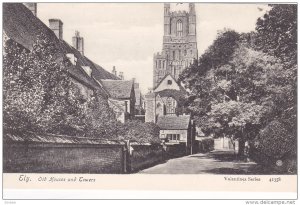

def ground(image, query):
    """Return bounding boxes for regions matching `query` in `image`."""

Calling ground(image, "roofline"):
[159,128,189,130]
[153,74,180,91]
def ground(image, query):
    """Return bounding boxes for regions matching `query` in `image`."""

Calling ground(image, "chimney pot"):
[23,3,37,16]
[119,72,124,80]
[72,30,84,55]
[49,19,63,40]
[112,66,117,76]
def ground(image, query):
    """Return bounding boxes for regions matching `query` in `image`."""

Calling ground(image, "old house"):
[157,114,195,154]
[3,3,120,103]
[101,80,135,123]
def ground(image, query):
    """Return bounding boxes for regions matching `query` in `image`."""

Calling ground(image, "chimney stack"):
[112,66,117,76]
[23,3,37,16]
[72,31,84,56]
[49,19,63,40]
[119,72,124,80]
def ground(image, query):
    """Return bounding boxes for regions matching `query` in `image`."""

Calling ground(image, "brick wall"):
[3,143,125,174]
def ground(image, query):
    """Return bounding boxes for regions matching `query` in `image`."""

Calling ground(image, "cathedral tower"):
[153,3,198,87]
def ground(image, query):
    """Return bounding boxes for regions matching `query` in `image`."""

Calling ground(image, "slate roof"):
[3,3,118,94]
[101,80,134,99]
[157,115,191,130]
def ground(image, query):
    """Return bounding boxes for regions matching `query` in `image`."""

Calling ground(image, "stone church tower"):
[153,3,198,88]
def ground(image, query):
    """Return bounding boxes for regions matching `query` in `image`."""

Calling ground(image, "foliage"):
[116,120,160,144]
[255,4,297,65]
[3,35,84,136]
[179,5,297,160]
[3,34,117,139]
[255,120,296,159]
[83,93,118,138]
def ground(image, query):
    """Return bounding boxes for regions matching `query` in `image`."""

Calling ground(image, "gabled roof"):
[157,115,191,130]
[101,80,134,99]
[154,74,178,90]
[3,3,118,95]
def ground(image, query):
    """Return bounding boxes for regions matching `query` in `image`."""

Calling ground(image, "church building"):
[146,3,198,123]
[153,3,198,87]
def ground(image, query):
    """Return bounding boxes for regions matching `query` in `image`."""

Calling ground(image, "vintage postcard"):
[2,1,298,201]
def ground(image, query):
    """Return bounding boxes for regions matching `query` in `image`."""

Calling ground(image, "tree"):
[179,19,296,160]
[255,4,297,65]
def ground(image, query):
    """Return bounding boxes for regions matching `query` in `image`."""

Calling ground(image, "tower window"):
[177,20,183,37]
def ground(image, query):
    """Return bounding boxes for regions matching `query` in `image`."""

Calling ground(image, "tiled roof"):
[3,3,118,94]
[102,80,134,99]
[3,3,59,51]
[157,115,191,130]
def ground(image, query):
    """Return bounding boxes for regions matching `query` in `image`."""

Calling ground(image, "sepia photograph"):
[2,1,297,200]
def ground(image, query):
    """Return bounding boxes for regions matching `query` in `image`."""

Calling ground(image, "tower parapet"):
[153,3,198,88]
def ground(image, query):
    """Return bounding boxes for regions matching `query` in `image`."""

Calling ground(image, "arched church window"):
[177,20,183,36]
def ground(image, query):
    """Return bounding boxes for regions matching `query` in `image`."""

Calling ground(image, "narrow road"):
[139,149,262,174]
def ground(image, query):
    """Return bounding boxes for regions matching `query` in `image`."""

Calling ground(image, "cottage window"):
[167,134,180,141]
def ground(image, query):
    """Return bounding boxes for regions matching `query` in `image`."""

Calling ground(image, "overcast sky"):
[37,3,269,93]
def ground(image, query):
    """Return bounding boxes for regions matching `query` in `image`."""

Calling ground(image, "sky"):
[37,3,269,93]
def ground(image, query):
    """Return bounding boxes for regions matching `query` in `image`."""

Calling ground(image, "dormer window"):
[81,66,92,77]
[66,53,77,65]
